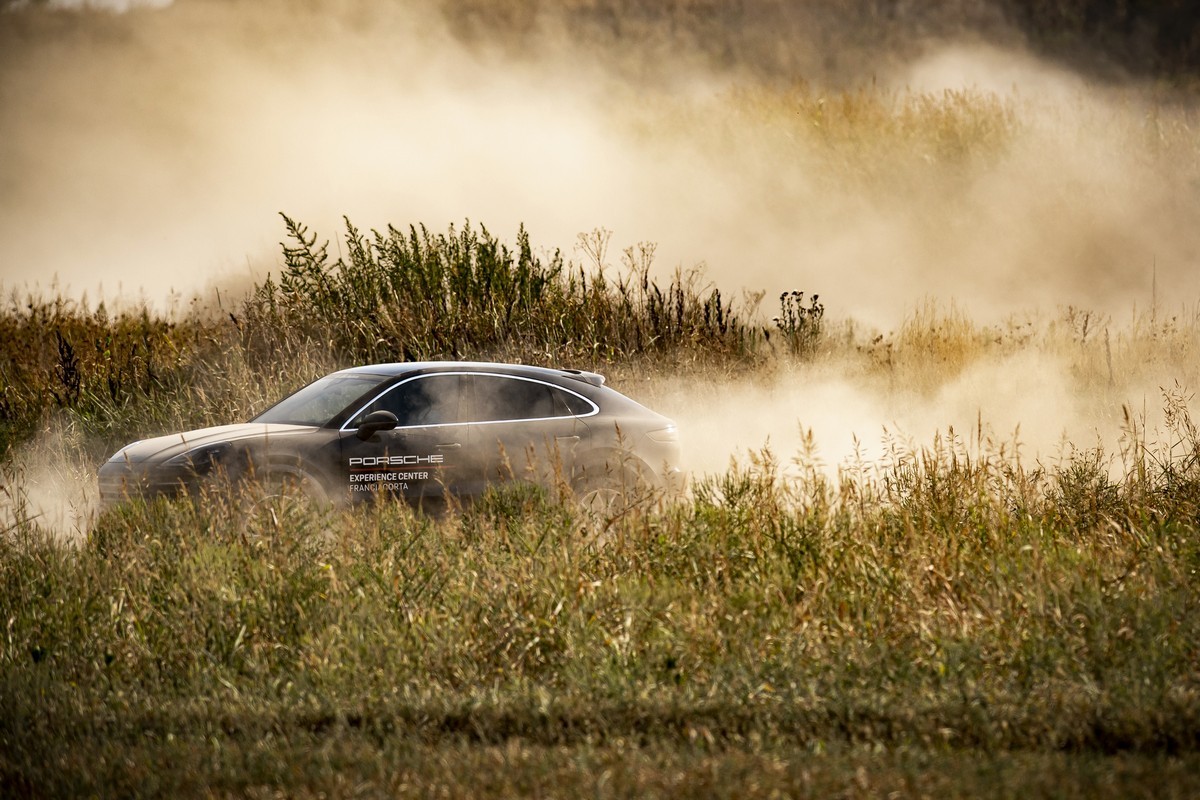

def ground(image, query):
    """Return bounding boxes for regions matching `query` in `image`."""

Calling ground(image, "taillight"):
[646,425,679,444]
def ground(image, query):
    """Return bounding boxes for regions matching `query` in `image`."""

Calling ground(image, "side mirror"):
[355,410,399,441]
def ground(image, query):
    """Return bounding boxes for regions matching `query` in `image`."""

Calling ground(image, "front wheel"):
[241,472,332,539]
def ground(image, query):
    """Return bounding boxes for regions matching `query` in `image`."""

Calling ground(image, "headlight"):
[164,442,234,474]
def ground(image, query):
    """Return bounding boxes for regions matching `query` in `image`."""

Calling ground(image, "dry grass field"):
[2,207,1199,797]
[2,2,1200,796]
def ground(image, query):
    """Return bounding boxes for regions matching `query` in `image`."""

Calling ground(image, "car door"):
[338,374,470,503]
[461,373,593,491]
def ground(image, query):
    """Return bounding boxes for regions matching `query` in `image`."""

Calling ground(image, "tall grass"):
[0,292,202,457]
[2,239,1198,794]
[1,72,1198,794]
[1,390,1197,795]
[242,217,758,368]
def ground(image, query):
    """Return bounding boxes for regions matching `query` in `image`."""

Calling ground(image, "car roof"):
[337,361,607,388]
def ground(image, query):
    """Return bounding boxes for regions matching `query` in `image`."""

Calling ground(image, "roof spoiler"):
[560,369,606,387]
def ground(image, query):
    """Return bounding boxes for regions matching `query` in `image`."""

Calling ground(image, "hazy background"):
[2,0,1197,325]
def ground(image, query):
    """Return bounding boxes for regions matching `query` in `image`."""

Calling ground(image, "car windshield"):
[251,373,391,426]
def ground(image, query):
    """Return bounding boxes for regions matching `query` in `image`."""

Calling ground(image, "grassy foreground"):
[3,403,1200,796]
[2,78,1200,794]
[1,220,1199,796]
[1,222,1198,796]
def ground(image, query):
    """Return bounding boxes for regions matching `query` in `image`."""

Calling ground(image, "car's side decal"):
[349,455,445,467]
[345,453,446,495]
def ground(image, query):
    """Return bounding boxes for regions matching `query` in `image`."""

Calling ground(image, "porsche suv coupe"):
[98,362,682,509]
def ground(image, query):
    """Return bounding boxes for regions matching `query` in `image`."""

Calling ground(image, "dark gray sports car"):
[98,362,682,510]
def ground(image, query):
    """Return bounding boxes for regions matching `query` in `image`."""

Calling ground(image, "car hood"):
[108,423,320,464]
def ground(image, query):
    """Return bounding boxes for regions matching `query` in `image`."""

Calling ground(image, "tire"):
[571,455,657,525]
[241,471,332,538]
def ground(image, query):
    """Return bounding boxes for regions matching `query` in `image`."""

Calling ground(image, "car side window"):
[554,387,595,416]
[465,375,586,423]
[349,375,462,428]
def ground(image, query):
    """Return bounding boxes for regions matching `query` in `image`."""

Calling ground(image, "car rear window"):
[467,375,591,423]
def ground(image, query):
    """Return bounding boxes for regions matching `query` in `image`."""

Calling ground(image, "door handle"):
[555,435,580,442]
[437,442,462,450]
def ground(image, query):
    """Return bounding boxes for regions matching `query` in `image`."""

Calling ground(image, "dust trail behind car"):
[1,1,1198,327]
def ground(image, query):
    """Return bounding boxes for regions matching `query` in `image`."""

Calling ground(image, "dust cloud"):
[652,329,1200,486]
[1,0,1198,514]
[1,422,97,541]
[3,0,1197,318]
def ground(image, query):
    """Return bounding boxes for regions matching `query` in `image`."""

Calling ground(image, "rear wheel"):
[575,475,628,518]
[571,457,658,533]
